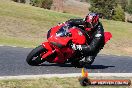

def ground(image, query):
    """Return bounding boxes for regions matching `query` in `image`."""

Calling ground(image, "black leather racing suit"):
[67,19,105,56]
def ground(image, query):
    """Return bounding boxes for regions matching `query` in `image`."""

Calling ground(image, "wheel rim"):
[30,52,45,65]
[32,55,41,62]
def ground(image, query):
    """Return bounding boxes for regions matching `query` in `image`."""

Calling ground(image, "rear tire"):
[71,60,83,68]
[26,45,46,66]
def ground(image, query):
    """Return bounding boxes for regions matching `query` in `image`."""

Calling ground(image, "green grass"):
[100,20,132,56]
[0,77,131,88]
[0,36,40,47]
[0,0,132,56]
[0,0,78,47]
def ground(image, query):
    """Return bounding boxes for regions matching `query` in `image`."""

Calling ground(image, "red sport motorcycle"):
[26,23,112,67]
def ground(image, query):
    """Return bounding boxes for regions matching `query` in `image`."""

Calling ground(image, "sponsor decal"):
[78,31,83,36]
[78,68,131,86]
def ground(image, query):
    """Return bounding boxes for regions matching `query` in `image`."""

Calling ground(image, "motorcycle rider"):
[67,13,105,58]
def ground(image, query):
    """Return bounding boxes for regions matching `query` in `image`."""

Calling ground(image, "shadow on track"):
[39,63,115,69]
[85,65,115,69]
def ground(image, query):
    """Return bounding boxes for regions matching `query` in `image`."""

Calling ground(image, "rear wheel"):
[26,45,47,66]
[71,60,83,68]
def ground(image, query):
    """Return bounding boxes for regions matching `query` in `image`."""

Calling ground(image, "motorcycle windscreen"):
[56,24,71,37]
[48,25,72,46]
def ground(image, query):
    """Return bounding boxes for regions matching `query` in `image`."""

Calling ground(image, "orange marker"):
[81,68,88,77]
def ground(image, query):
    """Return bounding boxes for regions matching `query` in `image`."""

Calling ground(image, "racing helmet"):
[84,13,99,29]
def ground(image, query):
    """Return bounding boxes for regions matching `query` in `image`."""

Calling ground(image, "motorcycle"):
[26,23,112,67]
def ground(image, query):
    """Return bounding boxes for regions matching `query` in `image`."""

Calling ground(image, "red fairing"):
[48,37,72,46]
[41,42,74,63]
[41,42,53,59]
[42,42,52,51]
[48,24,86,45]
[53,47,74,63]
[104,32,112,44]
[69,27,86,44]
[49,23,65,37]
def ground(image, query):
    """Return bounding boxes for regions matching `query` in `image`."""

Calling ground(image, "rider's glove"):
[71,44,82,51]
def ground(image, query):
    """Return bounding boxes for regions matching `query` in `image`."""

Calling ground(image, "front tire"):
[26,45,46,66]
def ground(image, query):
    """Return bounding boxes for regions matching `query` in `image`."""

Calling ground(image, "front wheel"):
[26,45,47,66]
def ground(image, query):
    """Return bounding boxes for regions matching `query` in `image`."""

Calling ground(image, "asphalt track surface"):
[0,46,132,76]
